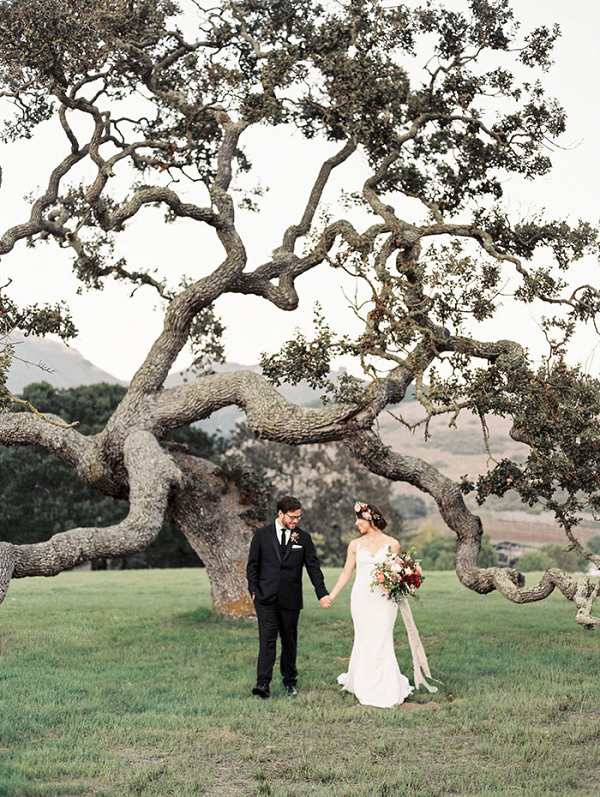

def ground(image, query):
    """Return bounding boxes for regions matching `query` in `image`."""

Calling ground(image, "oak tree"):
[1,0,600,626]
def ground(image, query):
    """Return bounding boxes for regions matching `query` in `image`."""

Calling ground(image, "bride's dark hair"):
[356,503,387,531]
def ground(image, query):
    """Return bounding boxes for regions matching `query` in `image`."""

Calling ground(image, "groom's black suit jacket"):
[246,523,328,610]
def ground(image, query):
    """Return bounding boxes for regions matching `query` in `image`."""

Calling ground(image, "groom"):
[247,495,331,698]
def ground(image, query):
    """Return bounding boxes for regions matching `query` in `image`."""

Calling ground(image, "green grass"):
[0,568,599,796]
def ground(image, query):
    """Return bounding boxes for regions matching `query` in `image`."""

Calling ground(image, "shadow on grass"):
[175,604,257,631]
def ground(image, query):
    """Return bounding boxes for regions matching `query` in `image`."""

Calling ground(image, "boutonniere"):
[290,531,300,544]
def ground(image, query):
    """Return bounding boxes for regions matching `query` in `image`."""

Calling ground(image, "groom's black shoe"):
[284,684,298,697]
[252,683,270,699]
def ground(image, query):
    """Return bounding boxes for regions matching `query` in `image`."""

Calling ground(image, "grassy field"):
[0,568,598,797]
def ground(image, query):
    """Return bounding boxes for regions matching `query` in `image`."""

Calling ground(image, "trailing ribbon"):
[399,599,439,693]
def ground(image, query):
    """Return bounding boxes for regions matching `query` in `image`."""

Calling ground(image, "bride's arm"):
[329,541,358,601]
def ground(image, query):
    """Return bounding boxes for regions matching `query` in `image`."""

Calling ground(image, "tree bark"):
[169,452,256,619]
[0,430,181,605]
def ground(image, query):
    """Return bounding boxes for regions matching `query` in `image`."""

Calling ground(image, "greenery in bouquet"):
[370,546,424,604]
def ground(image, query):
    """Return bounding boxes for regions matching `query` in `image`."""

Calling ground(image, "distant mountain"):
[5,331,127,393]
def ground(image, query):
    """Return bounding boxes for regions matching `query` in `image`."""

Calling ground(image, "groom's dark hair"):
[277,495,302,514]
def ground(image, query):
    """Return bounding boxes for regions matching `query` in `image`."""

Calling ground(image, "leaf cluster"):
[461,357,600,529]
[0,0,178,139]
[0,296,77,343]
[260,302,337,390]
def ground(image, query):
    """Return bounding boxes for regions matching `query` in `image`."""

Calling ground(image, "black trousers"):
[254,601,300,687]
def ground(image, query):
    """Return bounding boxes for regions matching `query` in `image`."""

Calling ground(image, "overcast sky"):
[1,0,599,382]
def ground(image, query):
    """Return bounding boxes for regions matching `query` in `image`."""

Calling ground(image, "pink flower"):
[376,572,385,583]
[416,564,422,575]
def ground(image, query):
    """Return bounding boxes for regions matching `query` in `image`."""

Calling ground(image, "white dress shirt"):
[275,521,288,546]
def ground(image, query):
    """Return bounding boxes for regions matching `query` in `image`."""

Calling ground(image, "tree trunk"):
[170,452,257,619]
[0,543,16,607]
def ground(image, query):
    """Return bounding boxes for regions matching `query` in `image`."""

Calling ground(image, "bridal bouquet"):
[370,547,424,604]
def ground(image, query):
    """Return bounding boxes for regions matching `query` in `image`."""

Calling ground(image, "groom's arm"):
[303,533,329,602]
[246,531,261,598]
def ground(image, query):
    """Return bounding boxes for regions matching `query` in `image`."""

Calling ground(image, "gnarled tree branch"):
[0,429,181,605]
[344,429,596,626]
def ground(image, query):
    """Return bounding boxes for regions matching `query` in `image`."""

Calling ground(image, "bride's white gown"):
[337,543,413,708]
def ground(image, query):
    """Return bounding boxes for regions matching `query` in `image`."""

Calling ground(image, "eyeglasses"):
[285,512,302,521]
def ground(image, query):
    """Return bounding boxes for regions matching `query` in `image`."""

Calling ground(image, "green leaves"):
[463,356,600,528]
[187,304,226,375]
[0,296,77,341]
[519,24,561,71]
[0,0,177,134]
[260,303,335,390]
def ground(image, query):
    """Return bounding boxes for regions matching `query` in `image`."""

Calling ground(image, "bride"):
[329,502,437,708]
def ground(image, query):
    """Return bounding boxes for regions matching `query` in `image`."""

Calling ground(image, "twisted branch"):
[142,369,361,444]
[0,430,182,605]
[345,429,595,626]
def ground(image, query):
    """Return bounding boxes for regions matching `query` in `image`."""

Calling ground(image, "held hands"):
[319,595,333,609]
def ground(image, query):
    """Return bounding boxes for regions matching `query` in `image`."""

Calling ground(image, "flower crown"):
[354,501,382,523]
